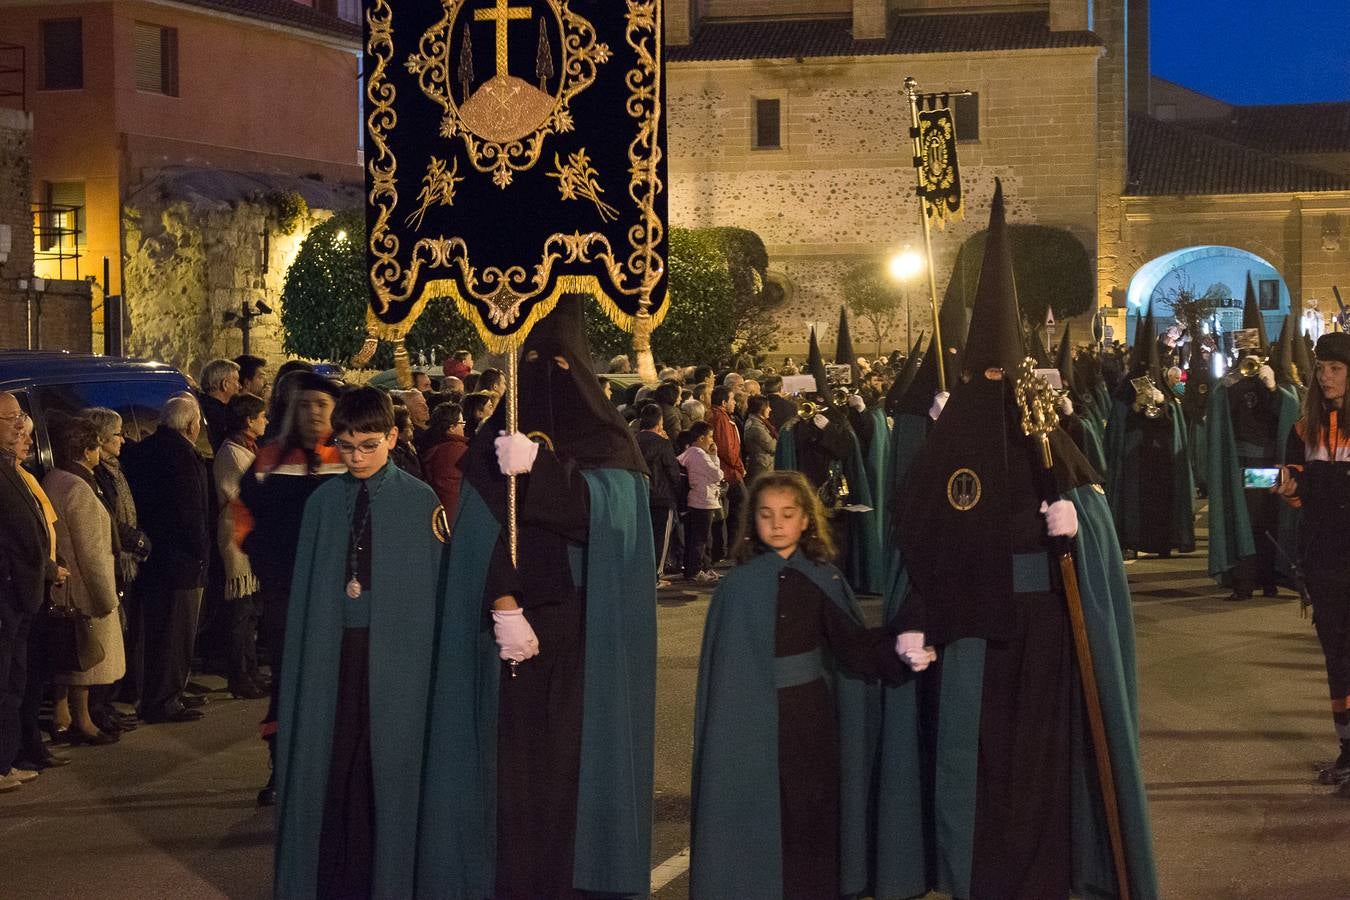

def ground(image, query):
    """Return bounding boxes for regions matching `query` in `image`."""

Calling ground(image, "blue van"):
[0,351,198,471]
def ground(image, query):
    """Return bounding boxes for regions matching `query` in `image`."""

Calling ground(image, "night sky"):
[1151,0,1350,105]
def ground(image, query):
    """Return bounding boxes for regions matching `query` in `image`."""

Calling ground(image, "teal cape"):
[859,405,893,593]
[1204,380,1301,582]
[925,484,1159,899]
[775,420,885,594]
[874,409,932,899]
[690,550,880,899]
[274,463,450,900]
[1076,412,1110,482]
[416,470,657,897]
[1104,396,1196,553]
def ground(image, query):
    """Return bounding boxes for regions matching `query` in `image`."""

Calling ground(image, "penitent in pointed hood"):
[1271,314,1301,386]
[1241,273,1269,352]
[959,179,1026,377]
[1056,323,1086,401]
[835,305,859,386]
[1129,300,1162,380]
[806,325,830,396]
[885,332,926,416]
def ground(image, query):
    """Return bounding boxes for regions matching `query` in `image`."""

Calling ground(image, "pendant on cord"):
[346,578,362,599]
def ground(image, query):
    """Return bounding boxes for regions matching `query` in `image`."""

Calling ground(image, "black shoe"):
[181,694,206,708]
[229,681,268,700]
[65,728,119,746]
[1318,741,1350,784]
[1262,586,1280,598]
[143,707,204,724]
[1225,591,1251,602]
[184,681,211,695]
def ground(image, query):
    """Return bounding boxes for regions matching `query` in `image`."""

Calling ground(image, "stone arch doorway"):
[1125,246,1290,344]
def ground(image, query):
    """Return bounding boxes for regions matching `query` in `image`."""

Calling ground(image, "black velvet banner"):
[916,105,963,227]
[363,0,667,350]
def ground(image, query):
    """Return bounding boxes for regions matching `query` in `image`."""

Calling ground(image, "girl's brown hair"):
[731,471,836,564]
[1301,364,1350,450]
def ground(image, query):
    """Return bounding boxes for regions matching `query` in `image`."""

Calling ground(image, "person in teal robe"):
[1105,303,1196,557]
[1057,326,1109,478]
[417,296,656,899]
[274,387,470,900]
[896,181,1157,899]
[692,470,911,899]
[1205,311,1302,595]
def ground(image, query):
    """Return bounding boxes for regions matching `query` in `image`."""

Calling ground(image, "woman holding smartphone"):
[1277,331,1350,796]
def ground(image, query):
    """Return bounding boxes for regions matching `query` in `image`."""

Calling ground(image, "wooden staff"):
[1015,359,1132,900]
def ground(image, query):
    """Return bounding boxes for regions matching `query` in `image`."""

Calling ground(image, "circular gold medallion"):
[946,468,982,511]
[432,505,452,543]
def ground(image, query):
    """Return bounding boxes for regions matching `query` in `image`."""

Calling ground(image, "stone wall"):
[121,168,361,376]
[1120,192,1350,325]
[667,47,1103,353]
[0,107,34,348]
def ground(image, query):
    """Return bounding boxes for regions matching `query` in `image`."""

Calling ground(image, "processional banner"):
[363,0,668,352]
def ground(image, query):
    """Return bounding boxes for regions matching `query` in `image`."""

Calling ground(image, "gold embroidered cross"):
[474,0,531,78]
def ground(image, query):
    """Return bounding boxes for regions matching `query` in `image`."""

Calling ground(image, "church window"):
[753,98,781,150]
[955,93,979,142]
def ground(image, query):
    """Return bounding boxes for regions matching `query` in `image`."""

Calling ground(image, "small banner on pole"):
[914,102,963,228]
[362,0,668,353]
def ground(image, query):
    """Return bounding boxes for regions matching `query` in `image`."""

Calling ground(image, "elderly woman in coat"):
[81,407,149,731]
[214,392,268,699]
[43,416,125,747]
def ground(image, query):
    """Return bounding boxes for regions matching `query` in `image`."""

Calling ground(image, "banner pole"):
[905,76,946,393]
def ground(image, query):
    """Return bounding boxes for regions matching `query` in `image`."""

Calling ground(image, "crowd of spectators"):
[0,342,917,796]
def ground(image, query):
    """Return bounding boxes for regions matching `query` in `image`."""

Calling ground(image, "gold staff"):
[904,76,947,393]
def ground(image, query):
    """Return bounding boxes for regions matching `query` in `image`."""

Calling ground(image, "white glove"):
[1040,499,1079,538]
[929,391,950,421]
[847,394,865,412]
[813,413,829,430]
[1258,364,1276,390]
[495,430,539,475]
[1058,395,1074,417]
[491,608,540,663]
[896,631,936,672]
[1149,388,1165,406]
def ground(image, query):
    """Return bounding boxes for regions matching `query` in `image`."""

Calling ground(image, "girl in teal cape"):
[692,471,916,899]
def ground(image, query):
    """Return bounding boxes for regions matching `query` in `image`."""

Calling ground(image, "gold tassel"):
[632,306,657,385]
[393,338,412,388]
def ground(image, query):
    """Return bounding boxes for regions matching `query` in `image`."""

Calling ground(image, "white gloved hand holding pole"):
[929,391,950,421]
[495,430,540,476]
[492,608,540,663]
[896,631,936,672]
[1040,499,1079,539]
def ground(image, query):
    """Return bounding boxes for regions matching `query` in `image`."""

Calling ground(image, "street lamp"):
[888,246,924,347]
[223,298,274,356]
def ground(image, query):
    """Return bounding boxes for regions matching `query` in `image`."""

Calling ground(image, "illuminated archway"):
[1125,245,1289,343]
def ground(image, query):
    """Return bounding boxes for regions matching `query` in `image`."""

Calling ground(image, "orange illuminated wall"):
[0,0,360,343]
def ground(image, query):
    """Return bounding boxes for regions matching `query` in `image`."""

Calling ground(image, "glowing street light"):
[888,246,924,346]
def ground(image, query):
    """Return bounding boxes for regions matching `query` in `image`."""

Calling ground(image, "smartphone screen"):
[1242,467,1281,489]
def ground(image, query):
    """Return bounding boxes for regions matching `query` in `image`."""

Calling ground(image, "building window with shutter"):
[135,22,179,96]
[40,18,83,91]
[753,97,781,150]
[954,93,979,142]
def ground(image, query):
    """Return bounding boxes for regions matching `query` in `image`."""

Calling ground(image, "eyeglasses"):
[333,435,389,456]
[0,413,23,424]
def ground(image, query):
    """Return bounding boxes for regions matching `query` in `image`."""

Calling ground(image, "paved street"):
[5,511,1350,898]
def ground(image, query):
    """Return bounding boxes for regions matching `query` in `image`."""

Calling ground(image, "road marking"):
[651,847,690,892]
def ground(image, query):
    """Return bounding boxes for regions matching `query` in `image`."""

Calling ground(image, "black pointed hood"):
[1294,327,1316,388]
[1129,301,1161,379]
[1272,314,1300,386]
[834,306,859,386]
[885,332,925,416]
[1242,273,1269,352]
[466,295,645,487]
[938,278,970,370]
[960,179,1026,377]
[895,333,942,417]
[1056,323,1086,400]
[1182,323,1215,419]
[806,326,830,396]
